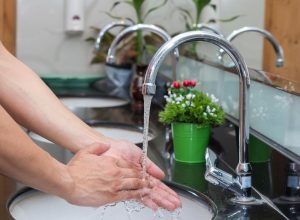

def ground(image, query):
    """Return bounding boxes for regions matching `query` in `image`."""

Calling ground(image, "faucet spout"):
[106,23,179,81]
[226,27,284,67]
[94,20,134,52]
[106,23,179,64]
[142,31,252,199]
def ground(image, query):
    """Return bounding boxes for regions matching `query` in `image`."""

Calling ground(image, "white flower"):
[186,93,193,100]
[203,112,207,117]
[185,101,191,106]
[211,108,216,112]
[182,104,186,108]
[206,106,211,113]
[191,103,195,107]
[176,96,184,102]
[210,94,219,103]
[166,98,172,103]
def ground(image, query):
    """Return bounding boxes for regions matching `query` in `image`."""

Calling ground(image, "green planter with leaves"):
[172,123,211,163]
[159,80,224,163]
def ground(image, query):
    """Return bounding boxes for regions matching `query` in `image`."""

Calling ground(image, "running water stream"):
[141,95,153,179]
[96,95,181,220]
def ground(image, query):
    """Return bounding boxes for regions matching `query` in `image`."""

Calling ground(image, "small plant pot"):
[171,122,211,163]
[249,135,272,163]
[172,161,208,192]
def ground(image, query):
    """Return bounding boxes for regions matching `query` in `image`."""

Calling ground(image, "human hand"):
[63,144,149,207]
[101,138,165,180]
[98,139,181,211]
[64,143,181,211]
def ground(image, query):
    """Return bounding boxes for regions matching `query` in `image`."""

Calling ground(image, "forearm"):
[0,106,72,198]
[0,43,106,152]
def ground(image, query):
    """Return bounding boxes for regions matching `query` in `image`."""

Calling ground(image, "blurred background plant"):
[87,0,169,66]
[172,0,240,59]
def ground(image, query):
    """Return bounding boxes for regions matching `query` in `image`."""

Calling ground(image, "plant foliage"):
[159,80,224,126]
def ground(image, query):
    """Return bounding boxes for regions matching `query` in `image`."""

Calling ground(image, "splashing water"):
[97,95,182,220]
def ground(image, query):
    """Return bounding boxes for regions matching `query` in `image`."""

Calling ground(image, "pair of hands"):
[64,141,181,211]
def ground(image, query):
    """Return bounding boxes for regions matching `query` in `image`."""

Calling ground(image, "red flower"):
[172,81,180,89]
[189,80,196,87]
[183,80,189,87]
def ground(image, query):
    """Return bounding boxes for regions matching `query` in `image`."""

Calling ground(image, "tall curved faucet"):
[106,24,179,80]
[194,23,224,37]
[94,20,134,52]
[142,31,253,200]
[226,27,284,67]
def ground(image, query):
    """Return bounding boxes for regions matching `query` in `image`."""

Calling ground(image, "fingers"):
[150,178,179,198]
[81,143,110,155]
[146,177,181,211]
[116,187,150,202]
[116,159,141,170]
[117,178,146,191]
[146,158,165,180]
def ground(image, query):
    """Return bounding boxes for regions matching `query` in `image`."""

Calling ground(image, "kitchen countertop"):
[51,83,299,220]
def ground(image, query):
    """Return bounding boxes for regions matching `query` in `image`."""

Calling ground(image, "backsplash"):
[16,0,264,78]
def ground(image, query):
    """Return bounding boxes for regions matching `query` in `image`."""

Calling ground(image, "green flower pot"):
[171,123,211,163]
[172,161,208,192]
[249,135,272,163]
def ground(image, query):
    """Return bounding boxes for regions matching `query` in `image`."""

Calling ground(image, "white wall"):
[219,0,265,69]
[16,0,265,78]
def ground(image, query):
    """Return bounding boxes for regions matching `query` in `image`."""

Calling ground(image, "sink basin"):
[8,182,216,220]
[29,123,155,163]
[60,97,129,108]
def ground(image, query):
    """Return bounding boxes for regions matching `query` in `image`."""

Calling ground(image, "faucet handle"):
[205,148,244,196]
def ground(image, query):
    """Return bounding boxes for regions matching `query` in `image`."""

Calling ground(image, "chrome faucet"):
[221,26,284,67]
[106,23,179,80]
[142,31,253,201]
[193,23,224,37]
[94,20,134,52]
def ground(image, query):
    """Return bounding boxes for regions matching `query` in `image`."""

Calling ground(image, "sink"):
[8,182,217,220]
[29,123,155,163]
[60,97,129,108]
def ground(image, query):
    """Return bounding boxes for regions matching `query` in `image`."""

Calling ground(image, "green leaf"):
[210,4,216,11]
[85,37,96,42]
[218,15,242,22]
[104,12,124,20]
[110,1,122,11]
[192,0,211,23]
[90,53,107,64]
[177,7,194,23]
[143,0,168,20]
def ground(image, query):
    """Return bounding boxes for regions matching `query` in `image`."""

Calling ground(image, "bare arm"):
[0,42,181,209]
[0,105,149,206]
[0,42,165,179]
[0,43,105,153]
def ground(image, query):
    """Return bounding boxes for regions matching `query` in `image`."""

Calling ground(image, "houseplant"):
[89,0,168,65]
[173,0,240,59]
[159,79,224,163]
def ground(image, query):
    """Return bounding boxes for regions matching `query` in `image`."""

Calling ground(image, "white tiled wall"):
[17,0,264,77]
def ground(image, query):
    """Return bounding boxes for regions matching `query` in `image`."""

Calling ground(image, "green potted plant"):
[173,0,240,59]
[88,0,168,66]
[159,79,225,163]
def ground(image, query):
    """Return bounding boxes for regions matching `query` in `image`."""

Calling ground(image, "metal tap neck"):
[227,26,284,67]
[142,30,252,196]
[94,20,134,52]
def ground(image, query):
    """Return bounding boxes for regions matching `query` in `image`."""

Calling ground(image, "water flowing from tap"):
[141,95,153,179]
